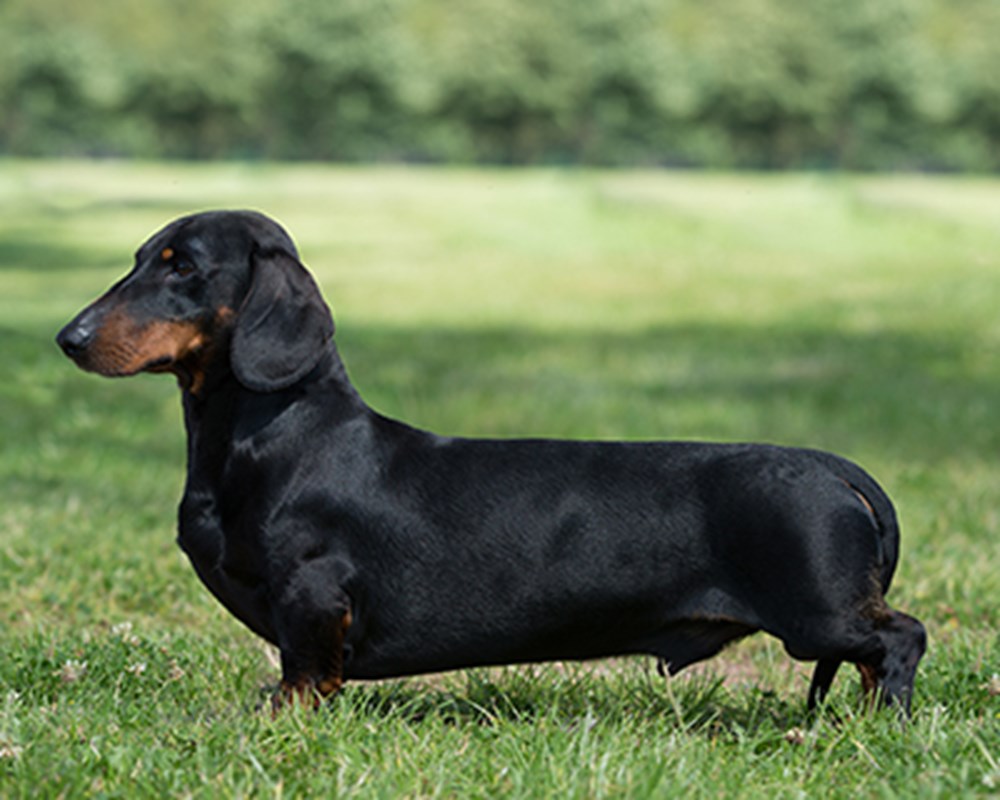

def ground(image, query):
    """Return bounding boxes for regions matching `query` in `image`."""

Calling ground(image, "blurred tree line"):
[1,0,998,169]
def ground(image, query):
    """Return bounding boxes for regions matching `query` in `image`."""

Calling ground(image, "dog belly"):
[342,616,663,680]
[341,570,723,679]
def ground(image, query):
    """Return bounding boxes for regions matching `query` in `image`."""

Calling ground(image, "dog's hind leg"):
[854,609,927,715]
[807,658,841,711]
[784,606,926,717]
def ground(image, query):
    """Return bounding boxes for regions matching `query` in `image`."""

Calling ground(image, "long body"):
[57,210,926,713]
[181,348,893,680]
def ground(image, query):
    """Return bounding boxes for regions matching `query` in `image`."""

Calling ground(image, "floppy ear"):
[231,247,334,392]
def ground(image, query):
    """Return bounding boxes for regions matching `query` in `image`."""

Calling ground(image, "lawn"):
[1,161,998,797]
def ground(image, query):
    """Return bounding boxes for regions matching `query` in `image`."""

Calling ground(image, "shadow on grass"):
[329,665,814,740]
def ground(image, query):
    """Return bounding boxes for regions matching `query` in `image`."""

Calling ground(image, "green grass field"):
[1,161,998,797]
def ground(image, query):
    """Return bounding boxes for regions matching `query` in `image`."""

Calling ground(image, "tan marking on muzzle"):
[85,309,206,378]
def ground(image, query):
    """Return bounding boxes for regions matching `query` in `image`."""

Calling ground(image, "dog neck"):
[181,340,367,464]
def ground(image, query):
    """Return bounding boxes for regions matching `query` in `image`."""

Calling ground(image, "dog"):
[56,210,926,714]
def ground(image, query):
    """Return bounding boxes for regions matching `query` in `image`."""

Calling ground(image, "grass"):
[1,161,999,797]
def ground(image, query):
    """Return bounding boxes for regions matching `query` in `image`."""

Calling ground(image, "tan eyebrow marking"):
[161,247,174,261]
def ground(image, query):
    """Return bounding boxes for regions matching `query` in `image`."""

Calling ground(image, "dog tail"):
[846,464,900,595]
[810,450,901,594]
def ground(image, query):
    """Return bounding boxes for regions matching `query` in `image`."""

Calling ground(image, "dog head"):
[56,211,334,394]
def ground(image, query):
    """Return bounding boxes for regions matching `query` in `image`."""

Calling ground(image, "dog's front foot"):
[270,675,343,716]
[270,585,353,715]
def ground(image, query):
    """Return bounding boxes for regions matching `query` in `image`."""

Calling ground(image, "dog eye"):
[171,259,195,277]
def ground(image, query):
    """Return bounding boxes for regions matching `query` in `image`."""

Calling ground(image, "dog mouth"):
[70,349,174,379]
[142,355,177,373]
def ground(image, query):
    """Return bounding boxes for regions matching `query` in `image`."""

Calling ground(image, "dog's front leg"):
[270,561,353,713]
[272,608,351,713]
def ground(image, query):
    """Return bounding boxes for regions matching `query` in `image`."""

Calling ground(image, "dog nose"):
[56,320,93,358]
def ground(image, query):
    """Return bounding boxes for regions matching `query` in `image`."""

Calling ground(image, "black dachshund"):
[57,211,926,713]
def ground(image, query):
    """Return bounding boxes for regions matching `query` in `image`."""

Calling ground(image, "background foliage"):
[2,0,999,169]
